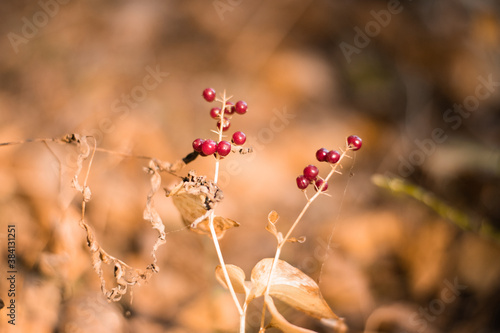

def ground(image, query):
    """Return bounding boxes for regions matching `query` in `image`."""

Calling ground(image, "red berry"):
[201,139,217,155]
[217,140,232,157]
[316,148,329,162]
[232,131,246,145]
[347,135,362,151]
[303,165,319,181]
[210,107,221,119]
[235,101,248,115]
[224,101,235,115]
[315,179,328,192]
[296,175,309,190]
[326,150,340,164]
[192,138,205,153]
[203,88,216,102]
[217,117,231,131]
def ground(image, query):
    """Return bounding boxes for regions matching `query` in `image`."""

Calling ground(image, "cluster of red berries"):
[192,131,246,158]
[202,88,248,132]
[296,165,328,192]
[296,135,362,191]
[192,88,248,158]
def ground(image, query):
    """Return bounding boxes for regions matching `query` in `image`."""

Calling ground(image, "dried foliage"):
[58,133,193,302]
[166,170,239,238]
[216,258,347,332]
[0,107,354,332]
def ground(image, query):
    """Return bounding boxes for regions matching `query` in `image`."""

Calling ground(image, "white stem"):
[208,211,244,316]
[258,149,351,330]
[208,90,245,330]
[240,309,247,333]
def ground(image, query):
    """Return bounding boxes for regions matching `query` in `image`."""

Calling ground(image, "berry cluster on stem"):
[193,88,249,160]
[197,88,251,329]
[259,134,363,331]
[296,135,362,192]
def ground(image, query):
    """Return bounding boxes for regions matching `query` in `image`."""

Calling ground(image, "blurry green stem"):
[372,174,500,243]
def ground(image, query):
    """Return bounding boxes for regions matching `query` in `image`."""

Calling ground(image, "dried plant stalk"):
[69,135,174,301]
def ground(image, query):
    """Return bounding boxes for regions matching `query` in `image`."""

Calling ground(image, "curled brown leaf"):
[251,258,340,320]
[215,264,250,295]
[265,295,317,333]
[167,170,239,238]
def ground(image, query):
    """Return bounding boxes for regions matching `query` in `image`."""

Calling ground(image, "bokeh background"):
[0,1,499,332]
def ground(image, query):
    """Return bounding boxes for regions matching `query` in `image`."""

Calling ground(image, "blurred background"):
[0,0,499,332]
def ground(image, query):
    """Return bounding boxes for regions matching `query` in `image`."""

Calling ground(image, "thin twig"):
[258,148,351,331]
[207,91,245,324]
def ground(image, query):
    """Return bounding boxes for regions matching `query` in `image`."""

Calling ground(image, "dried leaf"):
[167,171,239,238]
[287,236,306,243]
[80,217,155,301]
[266,220,278,236]
[71,135,90,195]
[268,210,279,224]
[265,295,317,333]
[215,264,249,295]
[143,159,167,268]
[320,318,348,333]
[251,258,339,320]
[73,139,167,301]
[266,211,283,243]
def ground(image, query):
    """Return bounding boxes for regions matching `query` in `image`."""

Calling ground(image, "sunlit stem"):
[208,91,245,330]
[258,148,351,331]
[208,212,244,317]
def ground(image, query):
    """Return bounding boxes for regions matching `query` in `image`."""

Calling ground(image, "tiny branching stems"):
[78,137,97,224]
[258,148,351,332]
[0,89,358,332]
[207,91,246,332]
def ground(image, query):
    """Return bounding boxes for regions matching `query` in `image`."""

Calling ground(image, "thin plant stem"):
[208,212,244,317]
[83,138,97,187]
[0,137,56,147]
[240,302,248,333]
[206,91,245,329]
[258,148,351,331]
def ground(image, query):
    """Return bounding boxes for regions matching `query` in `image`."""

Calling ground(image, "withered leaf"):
[167,171,239,238]
[266,210,283,243]
[287,236,306,243]
[251,258,340,320]
[268,210,279,224]
[215,264,250,295]
[320,318,348,333]
[265,295,317,333]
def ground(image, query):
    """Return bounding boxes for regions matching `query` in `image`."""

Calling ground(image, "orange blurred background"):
[0,1,499,332]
